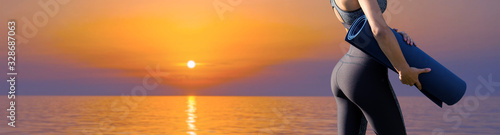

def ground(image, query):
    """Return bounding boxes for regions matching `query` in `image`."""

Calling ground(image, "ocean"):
[1,96,499,135]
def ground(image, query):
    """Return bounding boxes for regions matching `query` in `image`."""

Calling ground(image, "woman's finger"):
[401,32,408,42]
[408,80,414,86]
[415,81,422,90]
[400,77,409,85]
[400,31,412,45]
[404,79,412,86]
[419,68,431,74]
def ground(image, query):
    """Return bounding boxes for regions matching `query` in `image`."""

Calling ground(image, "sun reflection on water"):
[186,96,197,135]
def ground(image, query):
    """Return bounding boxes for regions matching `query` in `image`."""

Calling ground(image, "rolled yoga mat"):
[345,15,466,107]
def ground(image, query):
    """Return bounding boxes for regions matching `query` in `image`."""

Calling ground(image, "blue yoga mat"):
[345,15,466,107]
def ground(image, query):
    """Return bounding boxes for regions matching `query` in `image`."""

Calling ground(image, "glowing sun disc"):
[187,60,196,69]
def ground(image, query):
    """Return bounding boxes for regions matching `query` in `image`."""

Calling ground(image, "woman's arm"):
[358,0,430,89]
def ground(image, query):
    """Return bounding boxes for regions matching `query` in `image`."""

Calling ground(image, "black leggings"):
[331,46,406,135]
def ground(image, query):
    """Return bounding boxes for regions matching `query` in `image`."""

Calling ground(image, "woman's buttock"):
[333,45,389,87]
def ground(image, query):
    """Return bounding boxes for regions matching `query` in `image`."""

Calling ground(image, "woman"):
[330,0,431,134]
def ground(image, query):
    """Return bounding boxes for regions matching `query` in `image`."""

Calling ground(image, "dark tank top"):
[331,0,387,29]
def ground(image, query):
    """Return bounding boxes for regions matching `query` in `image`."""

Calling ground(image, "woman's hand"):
[398,67,431,90]
[394,28,416,46]
[393,28,428,89]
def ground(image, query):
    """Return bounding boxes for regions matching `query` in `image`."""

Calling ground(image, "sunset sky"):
[1,0,499,96]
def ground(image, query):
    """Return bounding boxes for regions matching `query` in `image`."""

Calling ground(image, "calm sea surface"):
[1,96,499,135]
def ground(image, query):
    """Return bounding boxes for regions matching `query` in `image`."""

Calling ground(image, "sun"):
[187,60,196,69]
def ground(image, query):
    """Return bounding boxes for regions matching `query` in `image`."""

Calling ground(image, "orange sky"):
[1,0,340,89]
[1,0,499,94]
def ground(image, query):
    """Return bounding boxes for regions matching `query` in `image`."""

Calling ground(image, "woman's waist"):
[346,45,371,57]
[340,45,387,69]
